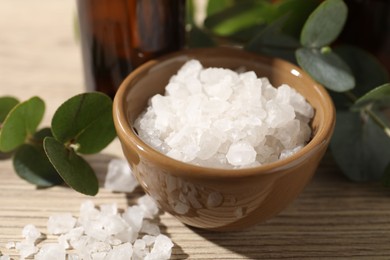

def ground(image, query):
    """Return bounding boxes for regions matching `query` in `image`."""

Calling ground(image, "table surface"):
[1,1,390,259]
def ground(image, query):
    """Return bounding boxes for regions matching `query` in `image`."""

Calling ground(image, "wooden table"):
[1,1,390,259]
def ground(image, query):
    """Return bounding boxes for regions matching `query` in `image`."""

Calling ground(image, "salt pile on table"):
[3,194,173,260]
[135,60,314,168]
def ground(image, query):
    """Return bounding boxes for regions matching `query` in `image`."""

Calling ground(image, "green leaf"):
[296,48,355,92]
[204,1,277,36]
[44,137,98,196]
[206,0,234,16]
[0,96,19,123]
[186,0,196,25]
[275,0,320,38]
[330,111,390,182]
[187,25,216,48]
[245,15,300,63]
[300,0,347,48]
[0,97,45,152]
[51,92,116,154]
[352,83,390,110]
[330,46,389,110]
[13,128,63,187]
[335,46,389,93]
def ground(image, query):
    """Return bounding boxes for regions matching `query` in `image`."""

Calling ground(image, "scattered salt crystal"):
[140,220,160,236]
[22,224,41,243]
[135,60,314,168]
[47,213,76,235]
[100,203,118,216]
[34,243,66,260]
[138,195,159,219]
[15,240,38,258]
[122,205,145,233]
[147,234,174,260]
[104,158,139,193]
[105,242,133,260]
[133,239,147,259]
[5,194,173,259]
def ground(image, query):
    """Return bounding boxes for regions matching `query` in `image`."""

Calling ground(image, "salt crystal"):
[47,213,76,235]
[34,243,66,260]
[133,239,147,260]
[138,195,159,219]
[142,235,156,246]
[104,159,139,193]
[197,130,221,160]
[140,220,160,236]
[22,224,41,243]
[146,234,174,260]
[122,206,144,233]
[0,255,11,260]
[79,200,98,217]
[265,100,295,128]
[226,141,257,166]
[90,251,107,260]
[105,243,133,260]
[16,240,38,258]
[115,226,137,243]
[279,145,304,160]
[100,203,118,216]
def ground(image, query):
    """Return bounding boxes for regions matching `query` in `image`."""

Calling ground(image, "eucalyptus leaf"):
[334,46,389,94]
[0,96,19,123]
[352,83,390,110]
[296,48,355,92]
[44,136,98,196]
[51,92,116,154]
[204,1,276,36]
[330,111,390,182]
[275,0,320,38]
[300,0,347,48]
[329,46,389,110]
[245,15,300,63]
[13,128,63,187]
[0,97,45,152]
[14,128,62,187]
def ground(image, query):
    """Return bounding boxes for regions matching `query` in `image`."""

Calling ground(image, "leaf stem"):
[344,90,357,103]
[344,90,390,138]
[364,107,390,138]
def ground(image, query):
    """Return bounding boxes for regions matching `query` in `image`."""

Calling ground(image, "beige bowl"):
[113,47,335,231]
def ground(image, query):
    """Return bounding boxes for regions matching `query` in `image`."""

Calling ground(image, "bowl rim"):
[113,46,336,179]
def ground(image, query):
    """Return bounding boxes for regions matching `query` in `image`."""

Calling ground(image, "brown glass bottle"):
[77,0,186,98]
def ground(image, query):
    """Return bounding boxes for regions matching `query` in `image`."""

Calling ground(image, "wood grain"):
[1,1,390,259]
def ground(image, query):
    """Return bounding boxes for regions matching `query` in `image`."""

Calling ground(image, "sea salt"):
[47,213,77,235]
[4,190,173,260]
[135,59,314,168]
[104,159,139,193]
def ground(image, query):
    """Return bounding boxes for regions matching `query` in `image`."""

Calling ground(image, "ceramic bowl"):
[113,47,335,231]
